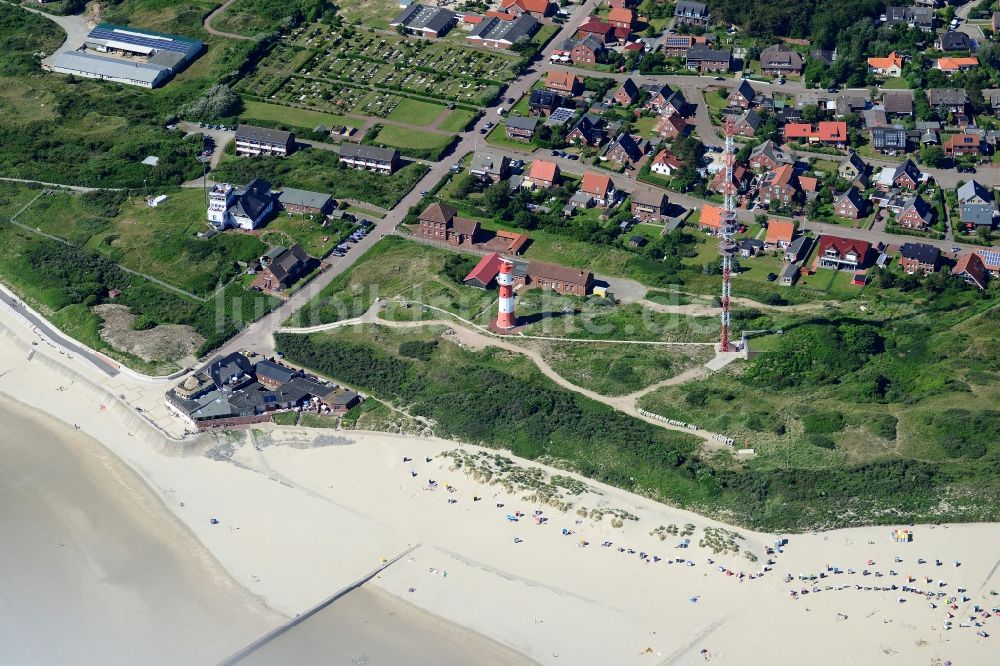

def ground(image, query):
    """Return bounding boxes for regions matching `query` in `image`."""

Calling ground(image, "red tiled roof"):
[607,7,634,23]
[652,149,682,170]
[784,123,814,139]
[623,41,644,51]
[462,14,484,23]
[546,70,578,89]
[529,160,559,182]
[955,252,988,288]
[581,171,613,196]
[818,121,848,142]
[578,17,613,34]
[798,176,818,192]
[937,57,979,71]
[501,0,549,12]
[485,9,515,19]
[765,219,795,244]
[464,252,502,285]
[817,234,871,259]
[767,164,795,189]
[420,202,456,224]
[656,113,687,134]
[700,204,723,229]
[867,51,903,69]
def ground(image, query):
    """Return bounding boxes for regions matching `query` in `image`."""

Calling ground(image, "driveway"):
[14,2,91,66]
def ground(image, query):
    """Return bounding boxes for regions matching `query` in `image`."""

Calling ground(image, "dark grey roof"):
[208,352,255,390]
[268,243,310,284]
[836,188,863,209]
[617,77,639,99]
[927,88,968,106]
[902,194,933,221]
[255,359,298,383]
[938,31,973,51]
[330,390,360,407]
[392,4,455,33]
[760,43,803,70]
[507,115,539,131]
[605,132,642,161]
[957,179,991,205]
[738,109,762,130]
[882,91,914,115]
[236,124,293,146]
[340,143,399,162]
[733,79,756,102]
[530,88,562,109]
[674,1,708,17]
[278,187,331,210]
[470,151,509,175]
[960,202,995,226]
[750,140,793,166]
[841,150,868,176]
[687,43,731,62]
[470,13,538,43]
[899,242,940,264]
[234,178,274,222]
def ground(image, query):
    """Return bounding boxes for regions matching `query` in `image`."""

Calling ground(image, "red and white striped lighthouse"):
[496,259,517,329]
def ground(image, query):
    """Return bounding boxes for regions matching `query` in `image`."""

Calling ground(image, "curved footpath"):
[203,0,252,40]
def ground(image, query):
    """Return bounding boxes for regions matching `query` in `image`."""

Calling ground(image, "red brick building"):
[415,202,482,245]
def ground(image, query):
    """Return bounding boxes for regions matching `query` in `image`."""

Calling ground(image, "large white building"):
[48,23,203,89]
[207,179,275,230]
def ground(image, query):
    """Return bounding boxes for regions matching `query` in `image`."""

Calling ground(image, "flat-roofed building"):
[390,4,457,37]
[278,188,333,215]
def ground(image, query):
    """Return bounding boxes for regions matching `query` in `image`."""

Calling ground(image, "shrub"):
[399,340,437,361]
[802,411,845,434]
[867,414,898,440]
[808,434,836,449]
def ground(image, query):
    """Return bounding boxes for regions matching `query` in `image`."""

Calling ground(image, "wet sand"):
[236,584,534,665]
[0,402,276,666]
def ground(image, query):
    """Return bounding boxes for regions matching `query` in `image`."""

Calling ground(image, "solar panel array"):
[87,24,198,54]
[977,249,1000,268]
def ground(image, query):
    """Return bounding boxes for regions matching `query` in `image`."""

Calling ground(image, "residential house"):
[650,149,683,176]
[764,219,796,249]
[927,88,969,115]
[759,164,798,206]
[737,238,765,258]
[839,150,869,187]
[207,178,275,230]
[566,113,606,146]
[252,243,311,292]
[883,6,934,31]
[466,13,539,49]
[416,202,481,245]
[524,160,560,188]
[834,188,865,219]
[957,179,998,231]
[817,235,871,270]
[630,186,669,222]
[470,151,511,183]
[784,235,813,262]
[528,89,563,116]
[655,112,688,139]
[917,120,941,145]
[896,194,935,230]
[607,7,634,30]
[871,125,908,155]
[612,78,639,106]
[810,48,836,66]
[390,4,456,38]
[499,0,552,19]
[338,144,400,175]
[984,89,1000,117]
[644,84,686,115]
[749,140,794,171]
[709,164,750,194]
[565,36,604,64]
[799,176,819,201]
[875,159,922,191]
[936,57,979,74]
[234,124,294,157]
[698,204,724,233]
[863,108,889,131]
[883,91,914,117]
[867,51,904,77]
[674,1,709,26]
[817,121,848,147]
[506,115,539,140]
[937,31,974,52]
[779,262,800,286]
[662,34,695,57]
[686,44,731,73]
[728,80,756,109]
[759,43,803,76]
[944,133,982,157]
[602,132,645,164]
[732,109,762,137]
[899,242,940,275]
[277,188,332,216]
[835,94,869,118]
[976,249,1000,277]
[545,70,581,95]
[579,172,616,207]
[576,17,616,44]
[953,252,989,289]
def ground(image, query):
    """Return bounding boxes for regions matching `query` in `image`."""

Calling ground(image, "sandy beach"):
[0,300,998,666]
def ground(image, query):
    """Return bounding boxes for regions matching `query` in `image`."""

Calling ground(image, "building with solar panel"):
[47,23,203,89]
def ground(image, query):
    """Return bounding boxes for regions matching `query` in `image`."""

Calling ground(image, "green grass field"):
[374,124,454,150]
[242,99,364,130]
[437,109,478,133]
[386,98,447,127]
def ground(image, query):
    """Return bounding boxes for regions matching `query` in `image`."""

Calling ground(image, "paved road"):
[203,0,252,40]
[955,1,986,42]
[0,177,118,192]
[0,282,120,376]
[12,1,90,65]
[213,0,605,358]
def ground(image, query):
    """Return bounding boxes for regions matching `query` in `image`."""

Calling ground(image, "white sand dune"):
[0,304,997,666]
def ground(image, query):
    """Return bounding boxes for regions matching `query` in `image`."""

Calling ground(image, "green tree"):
[920,145,947,168]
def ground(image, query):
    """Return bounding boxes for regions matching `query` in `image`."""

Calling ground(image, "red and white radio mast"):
[496,259,517,329]
[718,116,738,352]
